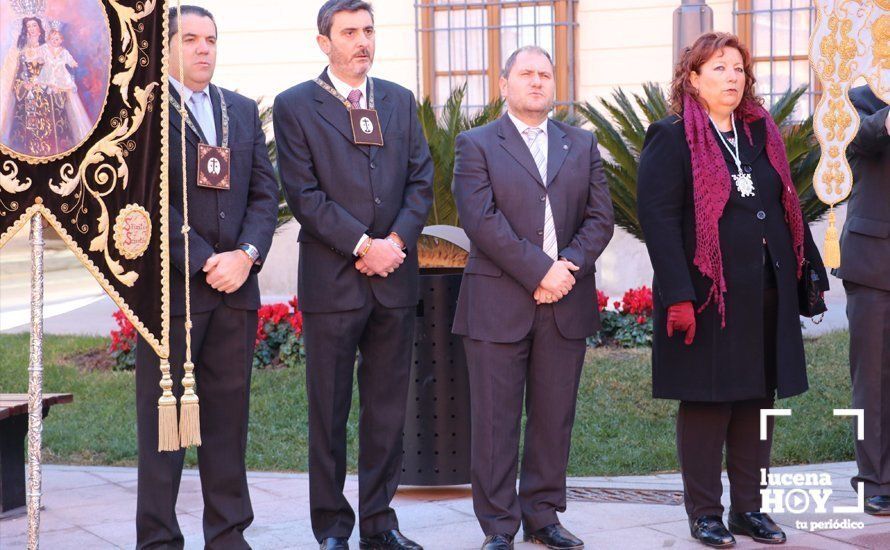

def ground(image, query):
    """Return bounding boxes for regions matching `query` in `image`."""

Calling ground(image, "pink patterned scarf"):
[682,93,804,327]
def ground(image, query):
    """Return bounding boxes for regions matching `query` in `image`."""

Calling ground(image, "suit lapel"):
[498,114,545,187]
[546,120,569,186]
[314,70,370,158]
[370,80,393,162]
[169,86,205,147]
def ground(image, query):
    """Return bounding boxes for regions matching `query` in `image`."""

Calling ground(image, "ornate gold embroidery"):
[873,15,890,70]
[109,0,157,106]
[50,82,158,287]
[0,160,30,216]
[113,203,151,260]
[0,1,170,360]
[822,97,853,142]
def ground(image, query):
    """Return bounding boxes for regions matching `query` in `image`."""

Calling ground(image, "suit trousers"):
[303,296,415,542]
[677,398,775,518]
[463,304,587,536]
[135,304,257,550]
[844,280,890,496]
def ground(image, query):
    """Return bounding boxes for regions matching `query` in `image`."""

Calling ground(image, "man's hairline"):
[323,8,374,38]
[503,52,555,79]
[172,13,217,40]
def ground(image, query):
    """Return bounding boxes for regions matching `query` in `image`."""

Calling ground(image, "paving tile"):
[816,519,890,549]
[2,526,121,549]
[4,461,888,549]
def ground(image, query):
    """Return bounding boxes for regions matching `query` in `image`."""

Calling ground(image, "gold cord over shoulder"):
[174,0,201,449]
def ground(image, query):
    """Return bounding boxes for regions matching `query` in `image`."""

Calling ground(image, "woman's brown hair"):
[669,32,761,115]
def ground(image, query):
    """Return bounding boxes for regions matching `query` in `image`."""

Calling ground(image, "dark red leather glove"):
[666,301,696,345]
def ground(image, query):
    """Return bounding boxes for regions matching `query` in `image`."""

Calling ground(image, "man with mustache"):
[273,1,433,549]
[835,84,890,517]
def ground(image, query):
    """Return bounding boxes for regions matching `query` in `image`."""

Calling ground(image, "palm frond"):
[578,83,830,240]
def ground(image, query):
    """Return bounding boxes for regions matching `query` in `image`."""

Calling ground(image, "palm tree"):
[577,83,828,242]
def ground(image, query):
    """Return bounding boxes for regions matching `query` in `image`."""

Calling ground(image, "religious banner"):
[810,0,889,267]
[0,0,169,357]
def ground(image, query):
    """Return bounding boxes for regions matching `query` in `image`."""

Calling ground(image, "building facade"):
[189,0,844,332]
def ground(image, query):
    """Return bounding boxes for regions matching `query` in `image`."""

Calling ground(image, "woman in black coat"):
[637,32,828,548]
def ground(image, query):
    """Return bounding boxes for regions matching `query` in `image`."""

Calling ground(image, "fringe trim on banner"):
[179,361,202,448]
[158,358,180,451]
[823,207,841,269]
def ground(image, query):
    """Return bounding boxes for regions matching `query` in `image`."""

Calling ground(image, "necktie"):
[189,91,217,146]
[523,127,558,260]
[347,89,363,109]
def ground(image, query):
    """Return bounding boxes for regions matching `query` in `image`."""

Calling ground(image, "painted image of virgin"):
[0,16,94,159]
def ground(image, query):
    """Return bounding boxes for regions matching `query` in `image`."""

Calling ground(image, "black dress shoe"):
[865,495,890,516]
[523,523,584,549]
[359,529,422,550]
[728,510,785,544]
[482,534,514,550]
[320,538,349,550]
[689,515,736,548]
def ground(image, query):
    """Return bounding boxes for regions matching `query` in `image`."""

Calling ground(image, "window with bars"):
[734,0,819,119]
[415,1,577,112]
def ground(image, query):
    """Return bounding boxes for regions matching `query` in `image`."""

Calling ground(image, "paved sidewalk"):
[1,462,888,549]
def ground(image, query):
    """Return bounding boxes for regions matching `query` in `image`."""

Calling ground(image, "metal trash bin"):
[401,227,471,486]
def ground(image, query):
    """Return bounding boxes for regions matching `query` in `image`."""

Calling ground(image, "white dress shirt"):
[508,112,549,155]
[327,67,368,109]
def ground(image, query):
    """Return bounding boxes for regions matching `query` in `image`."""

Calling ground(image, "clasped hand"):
[534,260,580,305]
[355,238,406,277]
[203,251,253,294]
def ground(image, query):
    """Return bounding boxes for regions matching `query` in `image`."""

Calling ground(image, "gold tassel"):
[178,360,202,448]
[157,358,180,452]
[823,207,841,269]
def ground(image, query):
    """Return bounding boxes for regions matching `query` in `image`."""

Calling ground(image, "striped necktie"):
[347,89,363,109]
[523,127,558,260]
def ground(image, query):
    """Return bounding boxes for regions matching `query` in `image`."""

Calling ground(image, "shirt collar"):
[508,112,548,137]
[327,66,367,101]
[170,76,211,105]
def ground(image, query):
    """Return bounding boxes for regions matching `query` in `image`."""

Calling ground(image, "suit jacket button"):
[775,260,780,269]
[537,229,544,236]
[219,211,226,219]
[370,162,376,169]
[213,243,221,251]
[374,197,381,205]
[756,211,766,220]
[540,196,546,202]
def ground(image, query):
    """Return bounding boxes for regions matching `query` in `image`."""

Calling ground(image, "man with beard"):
[272,1,434,548]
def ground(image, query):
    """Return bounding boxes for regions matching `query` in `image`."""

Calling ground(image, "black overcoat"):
[637,114,828,402]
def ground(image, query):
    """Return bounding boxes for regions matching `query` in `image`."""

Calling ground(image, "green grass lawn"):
[0,331,854,475]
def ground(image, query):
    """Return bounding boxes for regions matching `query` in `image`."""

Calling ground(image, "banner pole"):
[26,211,45,550]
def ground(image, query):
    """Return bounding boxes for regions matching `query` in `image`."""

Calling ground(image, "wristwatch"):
[238,243,260,264]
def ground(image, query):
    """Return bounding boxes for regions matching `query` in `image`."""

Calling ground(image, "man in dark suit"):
[272,2,433,549]
[835,85,890,516]
[452,46,614,550]
[134,6,279,549]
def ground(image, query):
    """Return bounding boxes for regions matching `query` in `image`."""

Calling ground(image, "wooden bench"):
[0,393,73,515]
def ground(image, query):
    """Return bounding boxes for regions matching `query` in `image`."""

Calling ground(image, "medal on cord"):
[711,112,756,198]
